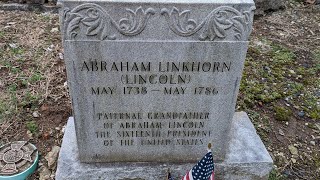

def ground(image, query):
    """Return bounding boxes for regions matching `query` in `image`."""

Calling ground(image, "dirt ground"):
[0,0,319,179]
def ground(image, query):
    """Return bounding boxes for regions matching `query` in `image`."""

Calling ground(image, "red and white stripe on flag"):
[209,171,214,180]
[182,170,214,180]
[182,170,193,180]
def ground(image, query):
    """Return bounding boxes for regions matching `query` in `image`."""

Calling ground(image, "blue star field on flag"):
[192,151,214,179]
[182,149,215,180]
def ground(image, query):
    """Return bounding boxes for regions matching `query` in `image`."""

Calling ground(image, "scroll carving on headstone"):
[62,3,255,41]
[161,6,256,41]
[63,3,156,40]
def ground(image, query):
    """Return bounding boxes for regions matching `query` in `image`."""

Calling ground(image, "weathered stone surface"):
[254,0,284,15]
[58,0,255,163]
[55,112,273,180]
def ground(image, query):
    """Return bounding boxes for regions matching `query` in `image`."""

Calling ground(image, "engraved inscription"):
[81,61,231,72]
[84,60,231,96]
[80,58,235,148]
[81,61,151,72]
[3,150,24,163]
[92,87,116,95]
[93,112,213,147]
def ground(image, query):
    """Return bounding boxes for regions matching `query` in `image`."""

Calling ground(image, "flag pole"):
[166,168,170,180]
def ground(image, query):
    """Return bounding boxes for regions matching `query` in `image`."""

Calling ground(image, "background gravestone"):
[254,0,284,15]
[0,0,286,15]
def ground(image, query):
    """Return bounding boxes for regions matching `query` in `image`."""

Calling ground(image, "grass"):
[239,40,320,120]
[29,72,43,83]
[20,92,41,110]
[0,99,10,122]
[0,12,66,130]
[1,47,41,122]
[238,38,320,178]
[0,31,4,38]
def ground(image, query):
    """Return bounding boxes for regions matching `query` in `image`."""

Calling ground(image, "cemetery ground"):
[0,1,319,179]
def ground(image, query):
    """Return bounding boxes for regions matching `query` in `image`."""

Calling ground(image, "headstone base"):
[55,112,273,180]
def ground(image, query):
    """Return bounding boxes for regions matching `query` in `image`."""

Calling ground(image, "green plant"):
[40,14,51,21]
[268,168,286,180]
[26,121,38,134]
[271,45,295,65]
[313,49,320,62]
[274,106,292,121]
[0,100,8,121]
[310,110,320,120]
[314,153,320,168]
[29,72,43,83]
[0,31,4,38]
[10,46,24,55]
[313,50,320,72]
[8,84,17,92]
[19,92,40,110]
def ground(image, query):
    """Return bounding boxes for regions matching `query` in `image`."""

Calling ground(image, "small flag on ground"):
[182,144,215,180]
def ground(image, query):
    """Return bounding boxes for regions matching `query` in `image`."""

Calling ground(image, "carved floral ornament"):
[63,3,255,41]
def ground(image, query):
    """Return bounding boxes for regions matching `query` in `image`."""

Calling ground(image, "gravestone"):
[254,0,284,15]
[56,0,273,179]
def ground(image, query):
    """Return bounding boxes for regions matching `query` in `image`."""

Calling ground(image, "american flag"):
[182,149,215,180]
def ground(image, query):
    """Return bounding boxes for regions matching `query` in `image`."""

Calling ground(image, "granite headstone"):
[56,0,273,179]
[60,0,255,163]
